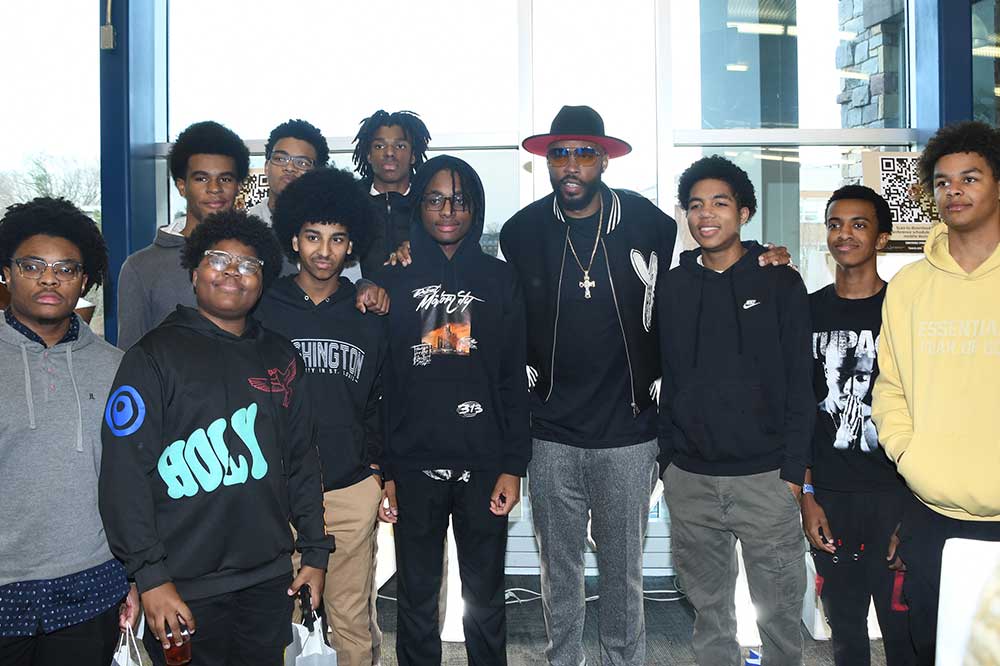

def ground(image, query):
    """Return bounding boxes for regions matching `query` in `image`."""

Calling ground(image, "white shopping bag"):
[111,624,142,666]
[284,610,337,666]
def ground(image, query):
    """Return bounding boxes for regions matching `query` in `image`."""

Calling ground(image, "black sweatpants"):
[896,493,1000,666]
[142,574,293,666]
[0,604,120,666]
[392,469,509,666]
[811,488,915,666]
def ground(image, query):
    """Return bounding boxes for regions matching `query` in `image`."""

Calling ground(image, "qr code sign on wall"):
[863,152,939,252]
[236,169,268,211]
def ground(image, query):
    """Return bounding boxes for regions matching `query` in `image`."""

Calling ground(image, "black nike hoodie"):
[99,306,333,600]
[255,276,388,491]
[375,155,531,479]
[656,241,813,484]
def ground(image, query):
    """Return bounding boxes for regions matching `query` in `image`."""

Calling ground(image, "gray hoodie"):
[117,228,195,350]
[0,315,124,586]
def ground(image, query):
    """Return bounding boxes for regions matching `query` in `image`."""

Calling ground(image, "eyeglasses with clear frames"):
[202,250,264,276]
[12,258,83,282]
[269,151,315,171]
[546,146,603,168]
[422,193,469,212]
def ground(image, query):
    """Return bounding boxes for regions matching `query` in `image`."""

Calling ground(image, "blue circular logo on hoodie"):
[105,386,146,437]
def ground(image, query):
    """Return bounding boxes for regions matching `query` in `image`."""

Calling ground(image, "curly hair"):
[273,167,372,262]
[181,210,283,289]
[264,119,330,167]
[677,155,758,219]
[0,197,108,295]
[351,110,431,181]
[917,121,1000,192]
[826,185,893,235]
[169,121,250,182]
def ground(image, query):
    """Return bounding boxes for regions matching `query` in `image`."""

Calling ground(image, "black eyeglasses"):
[546,146,603,167]
[202,250,264,276]
[12,258,83,282]
[269,151,315,171]
[422,193,469,212]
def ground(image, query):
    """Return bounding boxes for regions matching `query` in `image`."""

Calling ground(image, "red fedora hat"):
[522,105,632,159]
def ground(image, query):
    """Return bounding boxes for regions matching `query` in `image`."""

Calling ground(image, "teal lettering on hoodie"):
[157,402,267,498]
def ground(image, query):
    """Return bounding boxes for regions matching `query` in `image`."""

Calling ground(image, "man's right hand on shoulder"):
[141,582,196,650]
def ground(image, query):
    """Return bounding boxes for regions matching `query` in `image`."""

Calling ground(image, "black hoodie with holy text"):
[99,306,333,601]
[255,276,388,491]
[656,241,814,484]
[375,155,531,479]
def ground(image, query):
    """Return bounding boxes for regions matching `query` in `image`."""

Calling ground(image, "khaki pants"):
[294,474,383,666]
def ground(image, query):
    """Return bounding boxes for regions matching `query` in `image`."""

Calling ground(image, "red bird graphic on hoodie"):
[248,358,297,408]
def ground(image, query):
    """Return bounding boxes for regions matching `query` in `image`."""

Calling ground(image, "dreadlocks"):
[351,110,431,181]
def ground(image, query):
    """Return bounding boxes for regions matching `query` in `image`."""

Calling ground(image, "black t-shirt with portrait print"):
[810,283,903,492]
[531,210,658,449]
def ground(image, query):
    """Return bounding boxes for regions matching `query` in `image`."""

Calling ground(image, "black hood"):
[407,155,485,266]
[678,240,767,360]
[259,275,357,312]
[159,304,263,341]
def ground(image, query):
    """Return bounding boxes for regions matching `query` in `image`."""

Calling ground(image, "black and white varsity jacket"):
[499,185,677,415]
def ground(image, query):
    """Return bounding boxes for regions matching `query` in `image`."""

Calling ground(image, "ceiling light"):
[726,21,786,35]
[727,63,750,72]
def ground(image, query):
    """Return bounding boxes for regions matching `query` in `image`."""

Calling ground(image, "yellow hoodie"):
[873,223,1000,521]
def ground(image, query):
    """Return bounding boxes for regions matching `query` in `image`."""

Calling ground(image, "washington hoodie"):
[376,155,531,479]
[873,223,1000,521]
[117,228,194,350]
[0,315,124,586]
[99,306,333,600]
[255,276,388,491]
[657,242,814,483]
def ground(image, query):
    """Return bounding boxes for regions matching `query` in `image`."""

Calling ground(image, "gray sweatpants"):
[529,438,659,666]
[663,465,806,666]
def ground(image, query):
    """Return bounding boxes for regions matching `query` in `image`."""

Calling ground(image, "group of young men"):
[0,104,997,666]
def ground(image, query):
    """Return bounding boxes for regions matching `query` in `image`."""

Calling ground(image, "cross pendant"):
[580,272,596,299]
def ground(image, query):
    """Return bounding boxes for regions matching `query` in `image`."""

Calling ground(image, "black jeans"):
[0,604,119,666]
[896,493,1000,666]
[811,487,916,666]
[392,469,509,666]
[142,574,293,666]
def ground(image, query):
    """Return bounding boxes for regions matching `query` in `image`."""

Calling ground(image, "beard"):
[552,174,601,212]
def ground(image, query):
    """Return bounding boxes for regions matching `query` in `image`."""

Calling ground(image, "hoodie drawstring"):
[728,272,744,355]
[692,271,705,367]
[19,343,36,430]
[66,345,85,452]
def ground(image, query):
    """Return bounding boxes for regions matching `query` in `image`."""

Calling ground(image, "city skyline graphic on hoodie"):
[813,328,880,453]
[410,284,483,366]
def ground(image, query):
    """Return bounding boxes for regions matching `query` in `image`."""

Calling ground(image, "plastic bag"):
[111,624,142,666]
[284,585,337,666]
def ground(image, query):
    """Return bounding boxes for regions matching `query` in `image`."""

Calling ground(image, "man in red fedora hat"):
[500,105,789,665]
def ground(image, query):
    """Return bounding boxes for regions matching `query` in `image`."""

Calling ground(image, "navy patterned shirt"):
[0,560,129,637]
[3,309,80,347]
[0,311,128,636]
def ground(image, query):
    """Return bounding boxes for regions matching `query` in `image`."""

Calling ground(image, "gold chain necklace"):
[565,199,603,299]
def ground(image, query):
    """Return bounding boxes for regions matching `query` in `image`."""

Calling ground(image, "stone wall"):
[836,0,904,131]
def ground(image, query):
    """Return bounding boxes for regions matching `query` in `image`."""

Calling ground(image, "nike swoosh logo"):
[743,300,760,310]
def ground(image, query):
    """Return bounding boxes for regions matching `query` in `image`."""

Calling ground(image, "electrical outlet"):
[100,24,116,50]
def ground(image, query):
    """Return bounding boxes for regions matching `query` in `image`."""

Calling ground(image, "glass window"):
[0,1,104,333]
[973,0,1000,124]
[670,0,907,130]
[530,0,659,202]
[168,2,519,143]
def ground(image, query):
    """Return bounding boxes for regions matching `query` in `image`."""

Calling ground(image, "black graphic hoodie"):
[255,276,388,491]
[376,155,531,479]
[99,306,333,601]
[657,242,814,484]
